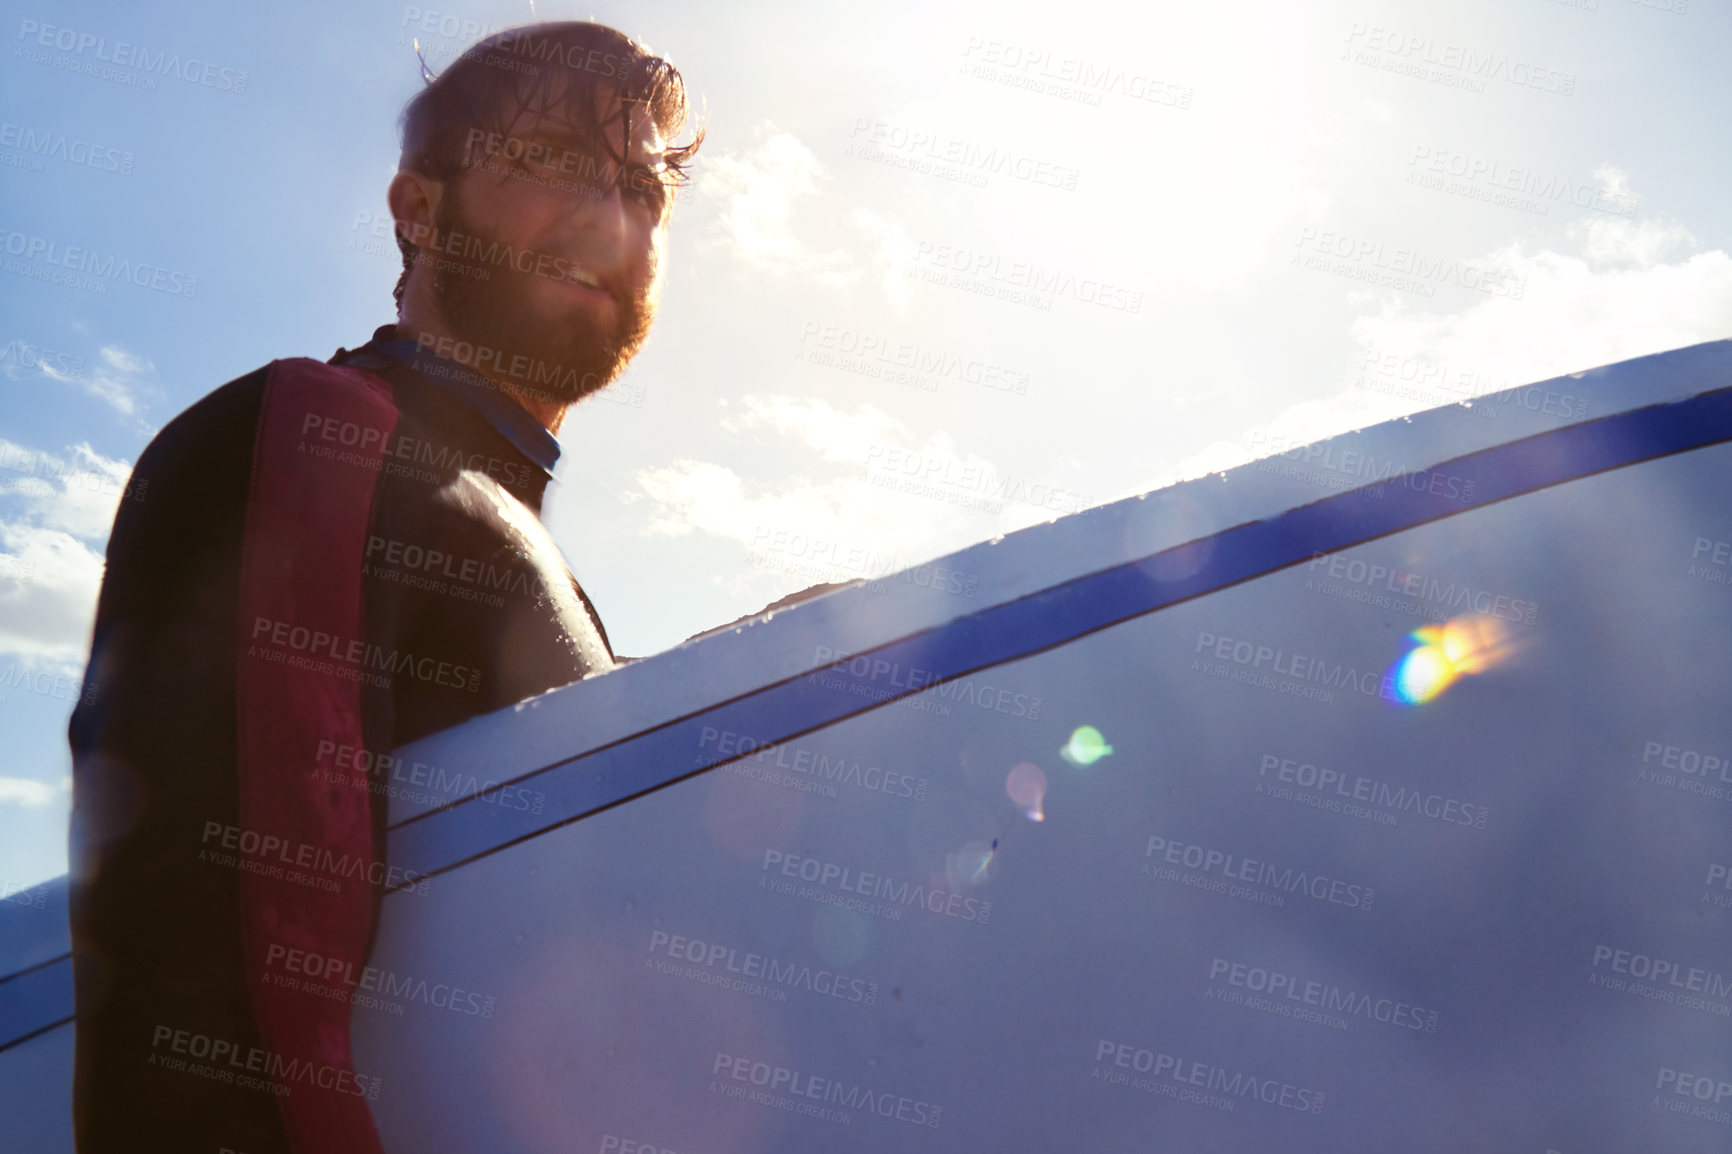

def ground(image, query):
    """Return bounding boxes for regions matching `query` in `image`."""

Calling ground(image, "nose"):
[569,177,647,278]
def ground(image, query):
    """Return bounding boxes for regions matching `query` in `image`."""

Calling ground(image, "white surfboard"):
[6,340,1732,1152]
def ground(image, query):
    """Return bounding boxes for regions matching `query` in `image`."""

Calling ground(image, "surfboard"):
[7,341,1732,1152]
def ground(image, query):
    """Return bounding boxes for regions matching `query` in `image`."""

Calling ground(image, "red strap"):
[237,358,396,1153]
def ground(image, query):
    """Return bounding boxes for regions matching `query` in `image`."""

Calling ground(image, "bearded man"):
[67,22,703,1153]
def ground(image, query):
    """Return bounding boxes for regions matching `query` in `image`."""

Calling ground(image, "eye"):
[503,149,555,181]
[623,167,669,210]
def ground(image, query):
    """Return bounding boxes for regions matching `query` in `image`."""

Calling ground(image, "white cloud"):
[1351,218,1732,390]
[848,207,919,311]
[97,346,149,375]
[1142,390,1402,494]
[629,394,1024,592]
[81,345,155,417]
[0,776,59,807]
[13,341,153,419]
[0,441,129,666]
[0,441,134,539]
[1571,214,1692,271]
[719,393,910,464]
[1590,164,1640,217]
[635,458,861,541]
[1145,213,1732,495]
[699,124,862,286]
[0,522,106,667]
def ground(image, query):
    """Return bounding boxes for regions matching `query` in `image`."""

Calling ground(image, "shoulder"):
[133,357,401,482]
[114,357,405,550]
[253,356,401,447]
[131,363,270,486]
[108,364,274,557]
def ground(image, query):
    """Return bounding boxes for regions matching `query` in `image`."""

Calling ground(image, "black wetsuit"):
[68,325,614,1153]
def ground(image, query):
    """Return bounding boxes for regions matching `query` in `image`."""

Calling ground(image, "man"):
[68,22,705,1153]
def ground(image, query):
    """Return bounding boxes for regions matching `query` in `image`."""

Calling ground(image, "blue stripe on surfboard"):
[387,387,1732,885]
[0,955,72,1053]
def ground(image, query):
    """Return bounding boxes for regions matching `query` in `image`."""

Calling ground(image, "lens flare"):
[1387,614,1513,705]
[1060,725,1113,766]
[948,842,998,886]
[1005,762,1048,822]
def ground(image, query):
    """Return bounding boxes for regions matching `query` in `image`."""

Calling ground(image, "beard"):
[425,184,657,407]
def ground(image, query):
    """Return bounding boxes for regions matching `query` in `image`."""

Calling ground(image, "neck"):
[394,294,569,435]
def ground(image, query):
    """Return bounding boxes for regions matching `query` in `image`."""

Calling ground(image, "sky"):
[1,0,1727,889]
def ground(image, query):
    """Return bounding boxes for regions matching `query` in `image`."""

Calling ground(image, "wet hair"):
[392,21,703,307]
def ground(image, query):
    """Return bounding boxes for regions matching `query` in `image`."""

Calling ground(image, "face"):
[425,78,672,406]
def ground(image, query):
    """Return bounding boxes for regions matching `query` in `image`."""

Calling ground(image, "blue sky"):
[3,0,1728,888]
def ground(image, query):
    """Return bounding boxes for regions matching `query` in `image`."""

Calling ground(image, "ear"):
[388,170,443,253]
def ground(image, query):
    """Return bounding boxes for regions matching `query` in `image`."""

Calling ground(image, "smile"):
[564,263,604,291]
